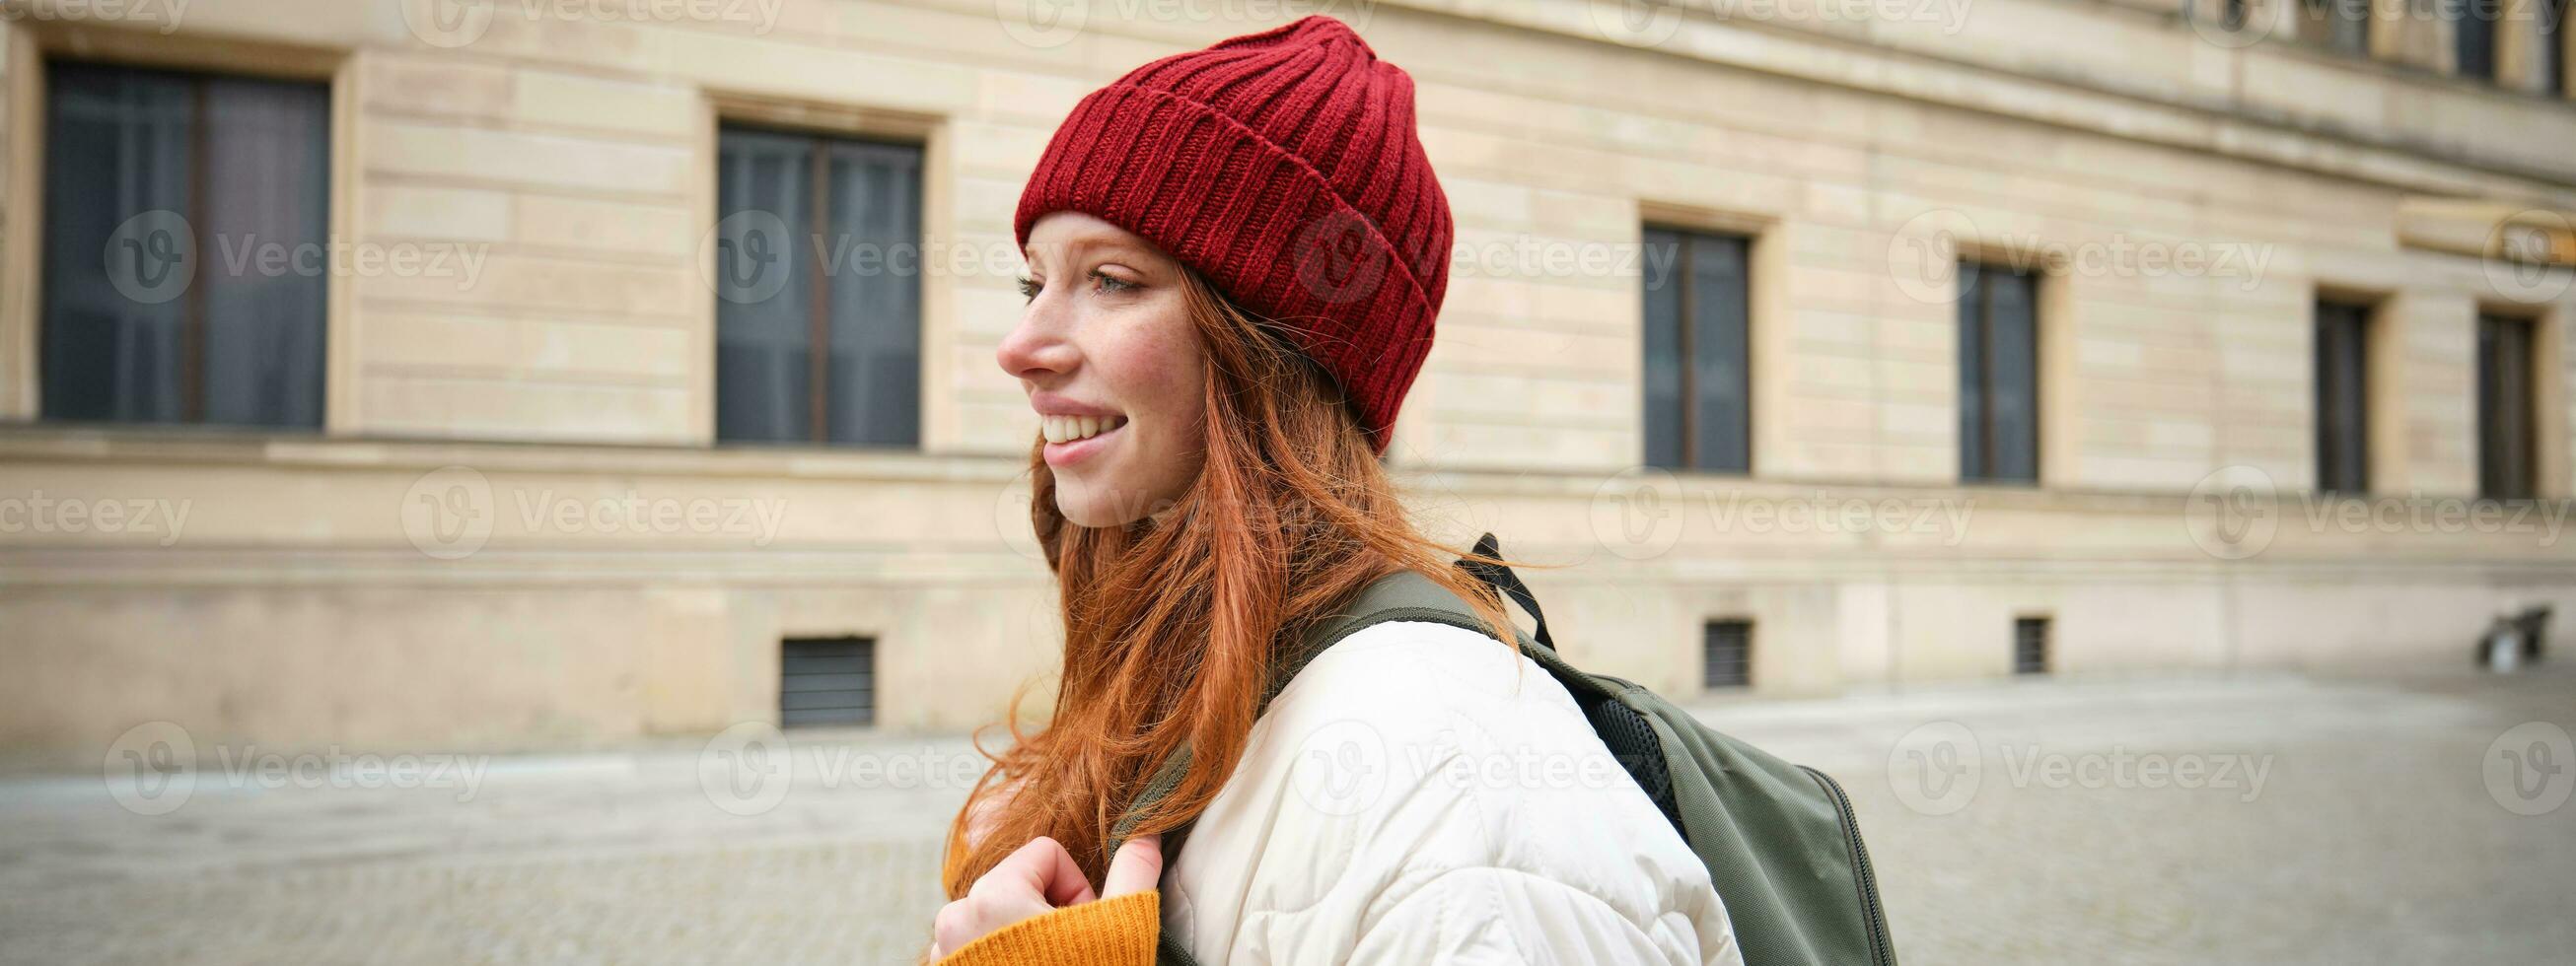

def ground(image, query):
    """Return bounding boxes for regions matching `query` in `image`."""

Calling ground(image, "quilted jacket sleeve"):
[1341,866,1715,964]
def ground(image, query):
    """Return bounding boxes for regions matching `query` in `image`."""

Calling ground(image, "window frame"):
[2476,311,2540,503]
[2314,298,2377,497]
[779,635,878,728]
[711,122,925,449]
[2454,0,2501,82]
[30,56,335,432]
[1701,618,1753,690]
[2541,0,2570,96]
[1641,224,1755,475]
[2014,616,2051,675]
[1957,257,2042,485]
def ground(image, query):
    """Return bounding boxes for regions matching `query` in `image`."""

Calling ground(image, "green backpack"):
[1112,534,1898,966]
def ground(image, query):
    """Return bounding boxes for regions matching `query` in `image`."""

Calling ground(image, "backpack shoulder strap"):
[1258,567,1496,710]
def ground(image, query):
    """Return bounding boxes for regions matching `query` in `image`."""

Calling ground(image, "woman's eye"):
[1090,269,1137,294]
[1015,275,1040,303]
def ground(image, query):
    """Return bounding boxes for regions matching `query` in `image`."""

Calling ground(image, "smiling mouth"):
[1040,414,1128,445]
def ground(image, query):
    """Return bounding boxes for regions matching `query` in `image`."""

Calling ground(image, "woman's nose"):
[995,293,1075,382]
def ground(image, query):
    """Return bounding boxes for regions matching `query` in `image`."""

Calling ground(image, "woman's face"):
[998,212,1210,528]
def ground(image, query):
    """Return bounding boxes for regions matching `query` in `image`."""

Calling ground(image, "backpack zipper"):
[1800,764,1896,966]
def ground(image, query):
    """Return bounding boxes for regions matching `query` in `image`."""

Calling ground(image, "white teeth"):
[1041,414,1125,444]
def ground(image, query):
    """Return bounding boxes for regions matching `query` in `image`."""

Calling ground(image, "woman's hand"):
[929,833,1162,958]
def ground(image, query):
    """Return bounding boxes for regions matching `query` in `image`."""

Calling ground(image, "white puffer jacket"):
[1160,619,1743,965]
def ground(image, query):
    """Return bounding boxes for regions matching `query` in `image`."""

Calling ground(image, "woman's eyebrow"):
[1029,235,1154,265]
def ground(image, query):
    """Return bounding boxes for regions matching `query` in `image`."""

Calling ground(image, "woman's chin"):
[1052,484,1134,529]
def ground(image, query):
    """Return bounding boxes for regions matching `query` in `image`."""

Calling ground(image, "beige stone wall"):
[1,0,2574,758]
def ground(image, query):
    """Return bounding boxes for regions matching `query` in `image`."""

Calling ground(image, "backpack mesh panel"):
[1582,694,1684,835]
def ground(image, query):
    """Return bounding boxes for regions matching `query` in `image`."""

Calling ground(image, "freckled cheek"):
[1098,316,1205,437]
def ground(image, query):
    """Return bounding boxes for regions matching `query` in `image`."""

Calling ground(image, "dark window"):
[2545,0,2569,95]
[715,126,921,448]
[2477,314,2537,501]
[1702,619,1753,689]
[2315,300,2373,495]
[41,62,329,429]
[1643,227,1752,473]
[2301,0,2371,54]
[2456,0,2497,80]
[1958,259,2039,483]
[2014,617,2049,675]
[780,637,876,727]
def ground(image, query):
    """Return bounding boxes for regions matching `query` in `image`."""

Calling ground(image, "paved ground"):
[3,664,2571,965]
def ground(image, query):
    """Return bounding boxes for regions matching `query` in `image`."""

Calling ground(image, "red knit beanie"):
[1014,15,1453,453]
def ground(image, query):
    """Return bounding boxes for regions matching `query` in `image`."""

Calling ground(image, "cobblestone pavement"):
[4,665,2570,965]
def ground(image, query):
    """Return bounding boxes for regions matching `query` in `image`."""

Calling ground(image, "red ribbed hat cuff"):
[1015,83,1436,452]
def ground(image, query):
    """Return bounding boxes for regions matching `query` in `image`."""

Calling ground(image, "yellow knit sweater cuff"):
[934,891,1162,966]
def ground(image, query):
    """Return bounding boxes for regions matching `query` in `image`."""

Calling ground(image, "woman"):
[929,16,1738,965]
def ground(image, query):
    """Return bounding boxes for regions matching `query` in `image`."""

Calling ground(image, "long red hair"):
[940,269,1515,896]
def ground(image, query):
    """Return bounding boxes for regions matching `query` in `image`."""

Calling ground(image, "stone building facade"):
[1,0,2571,757]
